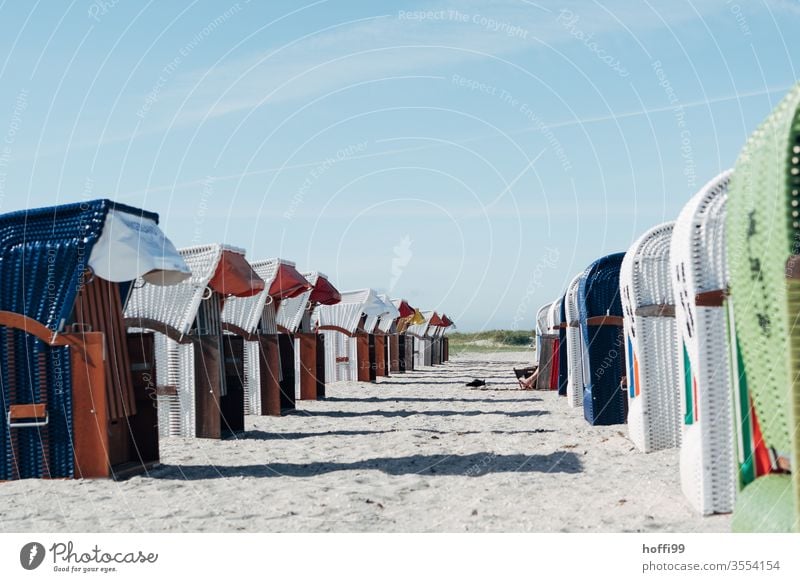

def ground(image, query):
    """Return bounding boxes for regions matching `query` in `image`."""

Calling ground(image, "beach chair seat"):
[726,84,800,532]
[671,170,736,515]
[621,222,682,453]
[578,253,627,425]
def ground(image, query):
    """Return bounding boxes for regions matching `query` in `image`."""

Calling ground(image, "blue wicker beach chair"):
[578,253,627,425]
[0,199,188,479]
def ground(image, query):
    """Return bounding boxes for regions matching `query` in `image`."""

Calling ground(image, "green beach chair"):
[727,84,800,532]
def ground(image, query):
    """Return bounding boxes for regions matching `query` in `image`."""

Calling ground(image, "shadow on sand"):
[151,451,582,480]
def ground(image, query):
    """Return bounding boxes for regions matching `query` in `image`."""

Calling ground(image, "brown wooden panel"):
[374,335,387,377]
[297,332,318,400]
[695,289,727,307]
[389,334,401,373]
[69,332,110,479]
[585,315,624,327]
[635,304,676,317]
[356,333,371,382]
[259,335,282,416]
[315,334,326,399]
[8,403,47,420]
[194,334,222,439]
[74,278,135,420]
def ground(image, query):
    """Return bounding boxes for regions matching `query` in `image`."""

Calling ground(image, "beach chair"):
[442,315,455,363]
[578,253,627,425]
[313,289,385,384]
[670,170,736,515]
[375,294,400,378]
[546,299,564,391]
[406,309,431,369]
[565,273,585,408]
[220,258,310,416]
[428,312,445,365]
[0,199,191,479]
[726,85,800,532]
[279,271,341,400]
[620,222,682,452]
[535,303,558,390]
[126,244,264,438]
[392,300,423,371]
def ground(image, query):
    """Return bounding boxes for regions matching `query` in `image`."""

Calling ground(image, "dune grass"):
[447,330,534,353]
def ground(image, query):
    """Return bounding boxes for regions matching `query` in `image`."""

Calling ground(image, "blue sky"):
[0,0,798,331]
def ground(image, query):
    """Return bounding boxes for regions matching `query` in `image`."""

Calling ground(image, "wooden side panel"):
[194,335,222,439]
[70,332,110,479]
[315,334,326,399]
[357,333,371,382]
[73,278,135,420]
[374,335,387,377]
[390,334,401,373]
[259,335,282,416]
[297,332,318,400]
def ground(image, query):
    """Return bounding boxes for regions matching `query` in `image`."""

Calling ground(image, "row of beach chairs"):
[534,84,800,532]
[0,200,453,481]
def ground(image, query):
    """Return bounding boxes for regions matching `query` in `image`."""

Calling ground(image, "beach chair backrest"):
[671,170,736,515]
[578,253,627,425]
[620,221,681,452]
[727,84,800,531]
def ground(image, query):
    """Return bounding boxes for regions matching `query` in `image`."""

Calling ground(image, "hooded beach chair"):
[0,199,191,479]
[126,244,264,438]
[276,271,340,401]
[220,258,310,416]
[726,85,800,532]
[392,300,423,372]
[671,170,737,515]
[428,312,445,365]
[419,311,440,368]
[375,294,400,378]
[621,222,682,452]
[313,289,384,384]
[407,309,431,369]
[440,314,454,361]
[535,303,558,390]
[357,291,391,382]
[565,273,585,408]
[578,253,627,425]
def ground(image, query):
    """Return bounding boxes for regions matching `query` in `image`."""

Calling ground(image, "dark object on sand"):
[465,379,486,387]
[514,366,537,380]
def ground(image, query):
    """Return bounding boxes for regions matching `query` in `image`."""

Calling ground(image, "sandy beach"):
[0,351,730,533]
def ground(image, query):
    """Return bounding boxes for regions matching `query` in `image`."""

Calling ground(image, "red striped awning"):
[309,274,341,305]
[269,262,312,299]
[209,249,265,297]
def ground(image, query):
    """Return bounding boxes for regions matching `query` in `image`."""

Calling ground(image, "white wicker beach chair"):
[221,258,310,415]
[620,222,681,453]
[565,273,585,408]
[535,303,552,368]
[671,170,736,515]
[313,288,386,383]
[126,244,263,438]
[375,294,400,376]
[407,310,432,368]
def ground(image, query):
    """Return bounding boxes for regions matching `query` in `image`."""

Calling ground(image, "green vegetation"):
[447,329,534,353]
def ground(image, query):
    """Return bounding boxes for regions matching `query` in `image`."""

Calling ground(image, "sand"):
[0,351,730,533]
